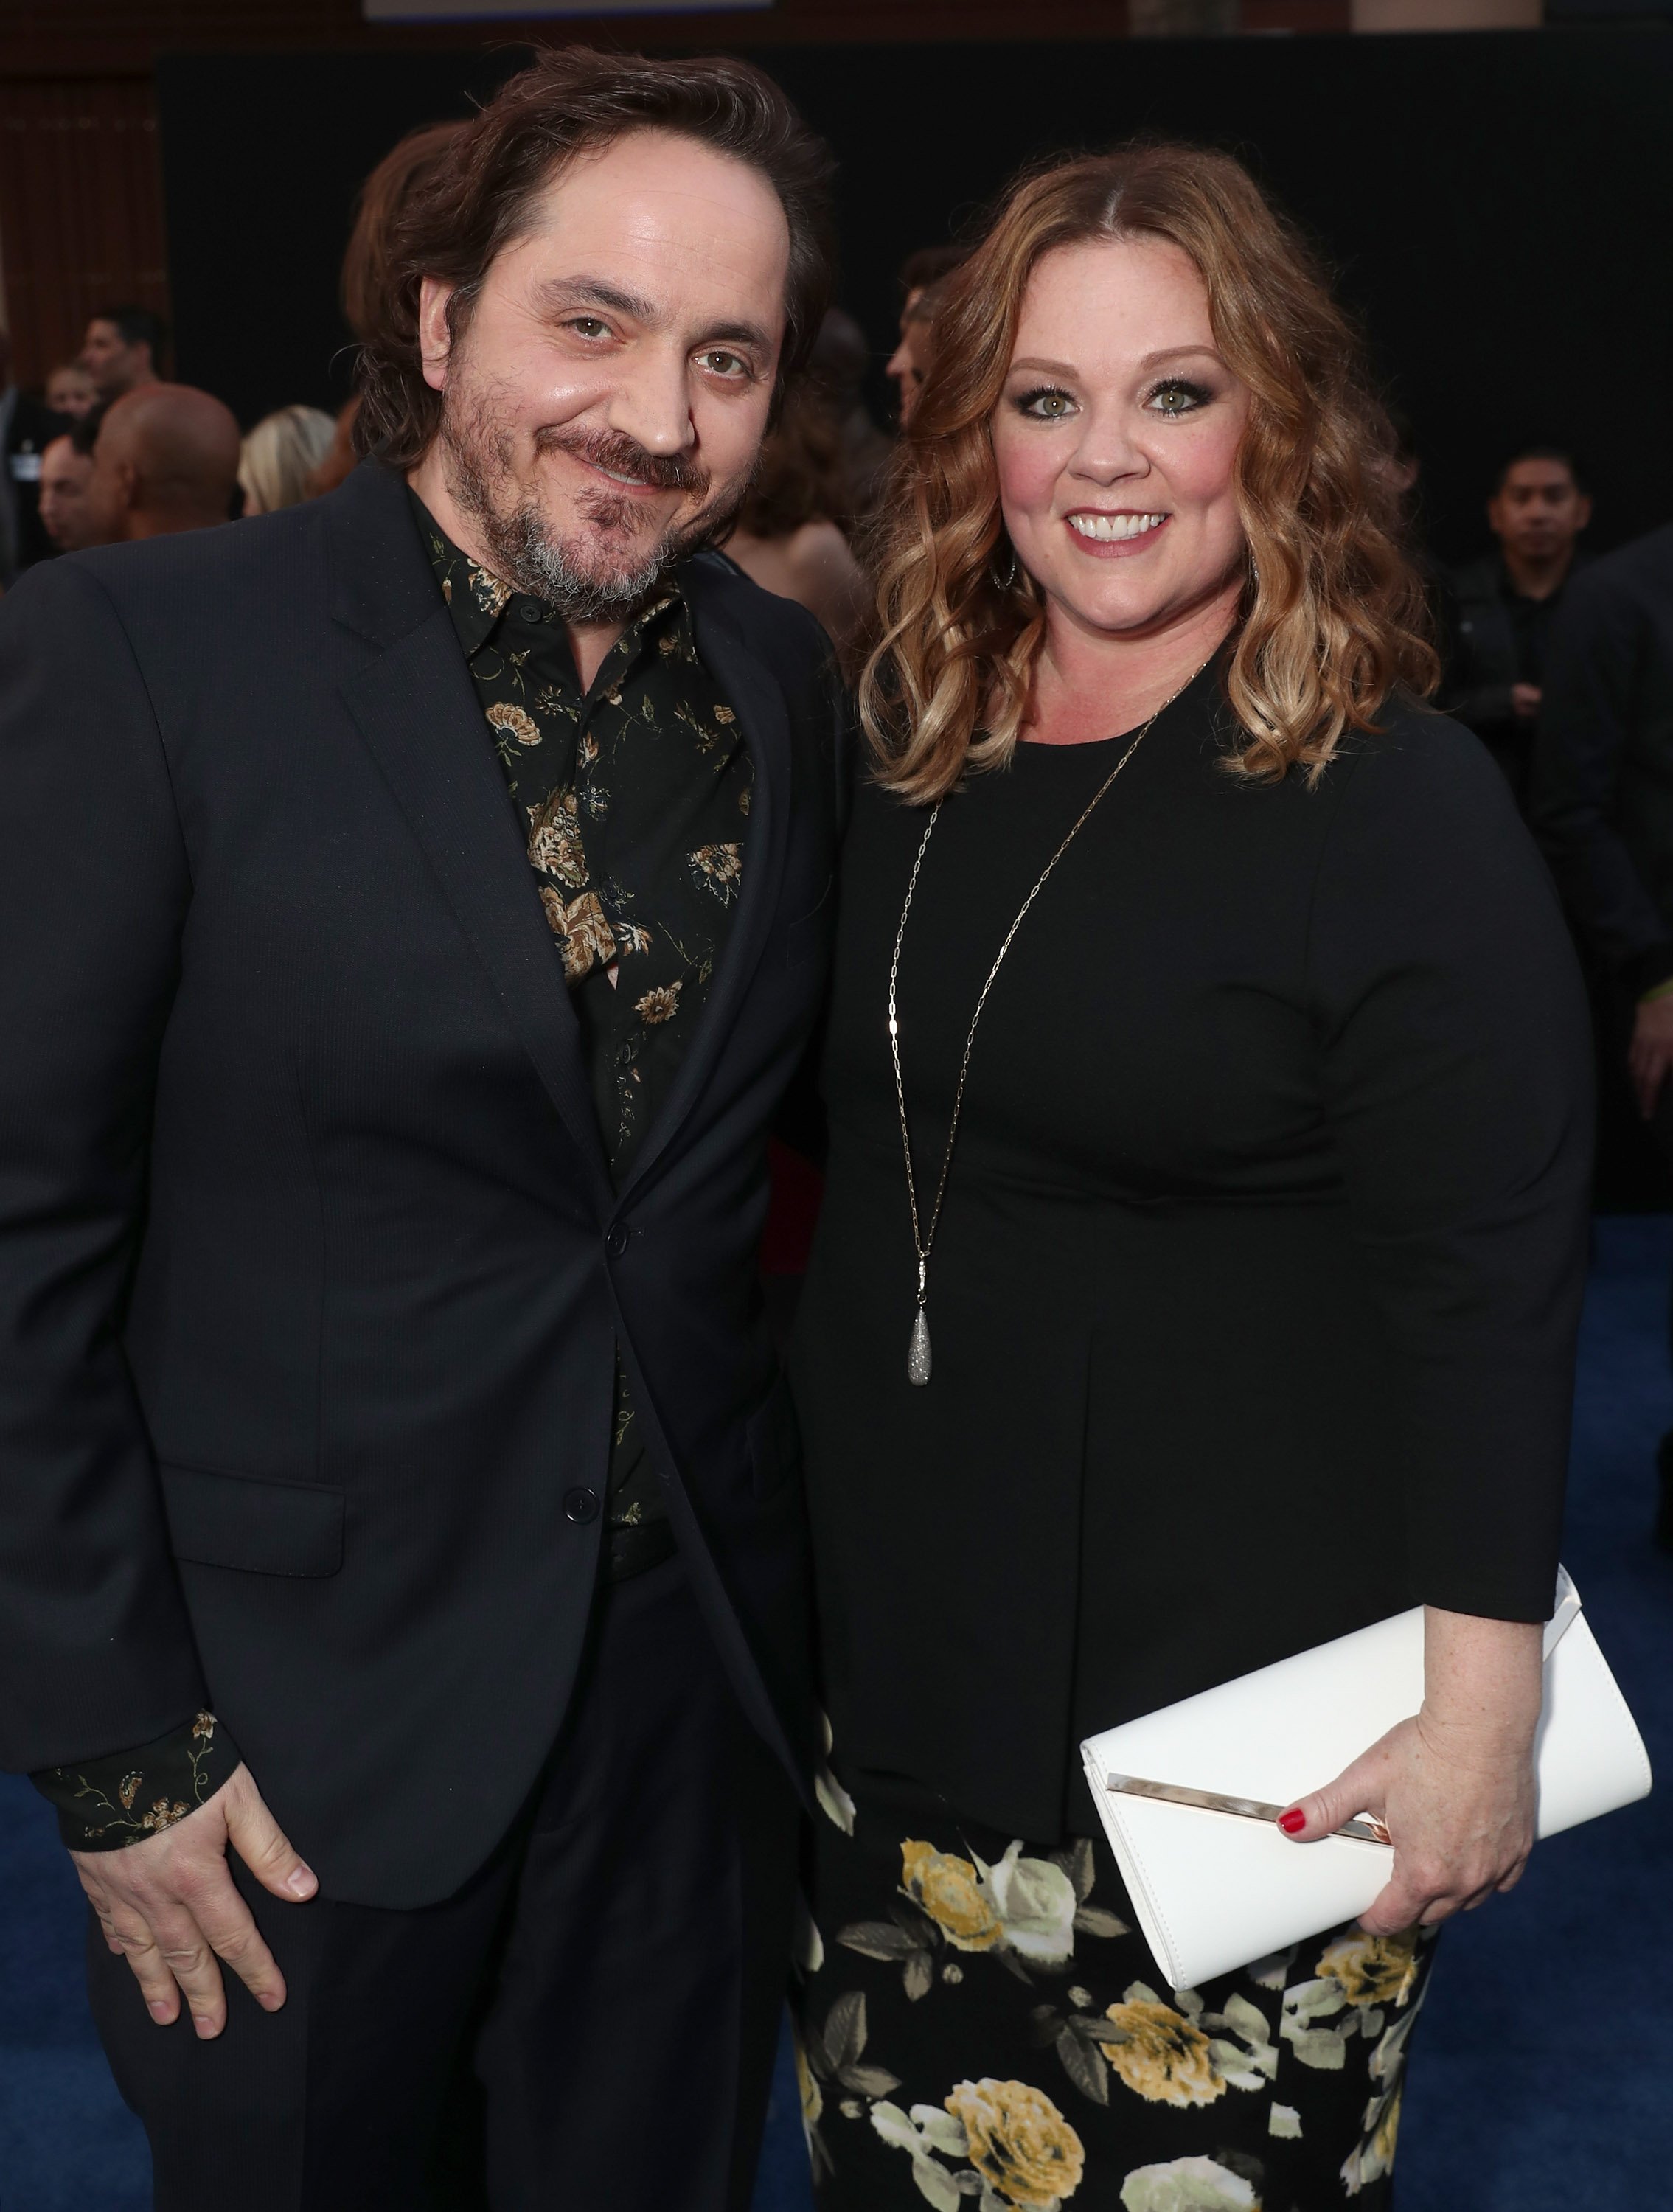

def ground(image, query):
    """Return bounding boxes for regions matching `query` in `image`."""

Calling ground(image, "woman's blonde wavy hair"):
[860,144,1438,802]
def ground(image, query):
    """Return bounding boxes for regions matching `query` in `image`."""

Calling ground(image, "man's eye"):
[568,317,610,341]
[700,350,748,378]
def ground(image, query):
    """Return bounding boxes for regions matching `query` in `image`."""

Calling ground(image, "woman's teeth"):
[1067,512,1166,542]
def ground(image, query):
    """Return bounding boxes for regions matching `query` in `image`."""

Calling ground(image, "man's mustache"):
[538,426,710,500]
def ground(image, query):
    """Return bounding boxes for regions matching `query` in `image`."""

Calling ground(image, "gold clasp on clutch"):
[1102,1772,1393,1846]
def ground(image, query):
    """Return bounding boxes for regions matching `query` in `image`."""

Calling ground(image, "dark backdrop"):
[157,29,1672,565]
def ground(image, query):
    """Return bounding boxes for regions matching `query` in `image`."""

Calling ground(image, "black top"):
[1528,524,1673,996]
[793,662,1593,1844]
[0,459,844,1907]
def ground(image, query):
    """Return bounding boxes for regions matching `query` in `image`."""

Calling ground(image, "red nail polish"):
[1279,1809,1306,1834]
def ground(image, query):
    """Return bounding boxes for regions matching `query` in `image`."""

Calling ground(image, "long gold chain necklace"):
[887,670,1197,1386]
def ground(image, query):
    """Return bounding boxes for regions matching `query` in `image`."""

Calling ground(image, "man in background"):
[1528,519,1673,1545]
[83,383,240,543]
[1446,445,1592,804]
[0,327,70,583]
[38,414,105,553]
[78,305,166,406]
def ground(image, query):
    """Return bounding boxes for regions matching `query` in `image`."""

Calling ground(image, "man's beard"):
[439,379,742,623]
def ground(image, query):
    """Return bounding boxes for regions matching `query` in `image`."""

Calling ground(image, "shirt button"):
[564,1486,601,1523]
[518,601,544,622]
[606,1222,630,1259]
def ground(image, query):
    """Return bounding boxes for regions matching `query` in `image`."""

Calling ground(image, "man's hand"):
[72,1762,317,2038]
[1629,992,1673,1119]
[1511,682,1542,722]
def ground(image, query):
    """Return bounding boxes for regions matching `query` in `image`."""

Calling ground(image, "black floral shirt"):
[417,495,754,1547]
[29,503,754,1851]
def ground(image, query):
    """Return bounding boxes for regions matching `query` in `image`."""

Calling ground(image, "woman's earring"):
[1247,554,1261,594]
[991,543,1019,593]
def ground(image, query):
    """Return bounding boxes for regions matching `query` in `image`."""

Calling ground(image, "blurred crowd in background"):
[4,122,1673,1482]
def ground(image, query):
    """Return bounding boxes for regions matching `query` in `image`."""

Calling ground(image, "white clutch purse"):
[1080,1568,1651,1992]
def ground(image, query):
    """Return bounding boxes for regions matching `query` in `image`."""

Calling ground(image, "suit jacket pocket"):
[159,1463,345,1578]
[745,1371,804,1501]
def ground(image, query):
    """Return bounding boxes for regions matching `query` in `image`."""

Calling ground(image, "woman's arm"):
[1279,1609,1544,1932]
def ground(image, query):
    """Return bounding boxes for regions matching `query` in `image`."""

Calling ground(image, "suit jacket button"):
[605,1222,630,1258]
[564,1486,601,1523]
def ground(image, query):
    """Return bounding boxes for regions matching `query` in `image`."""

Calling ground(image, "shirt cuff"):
[30,1712,240,1852]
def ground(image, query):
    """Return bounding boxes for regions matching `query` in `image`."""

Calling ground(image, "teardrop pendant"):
[907,1306,932,1387]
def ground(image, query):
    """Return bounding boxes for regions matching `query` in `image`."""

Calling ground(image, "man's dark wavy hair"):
[353,47,836,467]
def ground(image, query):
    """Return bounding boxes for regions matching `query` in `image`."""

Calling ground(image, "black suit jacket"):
[0,460,845,1907]
[1528,524,1673,994]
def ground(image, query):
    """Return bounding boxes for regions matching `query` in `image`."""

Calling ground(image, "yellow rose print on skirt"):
[1099,1986,1226,2108]
[1313,1933,1420,2011]
[946,2078,1085,2207]
[901,1840,1004,1952]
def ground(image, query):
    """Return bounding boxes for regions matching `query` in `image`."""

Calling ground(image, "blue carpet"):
[4,1214,1670,2208]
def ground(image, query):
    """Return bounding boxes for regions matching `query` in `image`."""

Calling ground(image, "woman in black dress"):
[790,146,1591,2210]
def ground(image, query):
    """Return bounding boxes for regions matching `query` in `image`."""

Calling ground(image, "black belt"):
[604,1516,678,1582]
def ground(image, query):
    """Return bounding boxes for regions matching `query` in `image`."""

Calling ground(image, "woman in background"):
[791,145,1591,2209]
[725,382,866,652]
[237,403,336,515]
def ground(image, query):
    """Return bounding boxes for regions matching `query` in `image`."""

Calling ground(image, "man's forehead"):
[507,133,790,308]
[1504,461,1575,490]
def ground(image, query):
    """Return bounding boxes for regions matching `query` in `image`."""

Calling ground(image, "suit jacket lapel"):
[327,465,613,1210]
[620,566,791,1200]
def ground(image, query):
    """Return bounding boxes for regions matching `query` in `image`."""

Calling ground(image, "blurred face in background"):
[1489,457,1590,571]
[38,435,101,552]
[886,305,931,428]
[46,364,98,420]
[78,318,156,403]
[991,234,1251,649]
[412,127,789,624]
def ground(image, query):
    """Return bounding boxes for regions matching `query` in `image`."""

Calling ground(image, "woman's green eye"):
[1023,389,1074,419]
[1150,381,1208,415]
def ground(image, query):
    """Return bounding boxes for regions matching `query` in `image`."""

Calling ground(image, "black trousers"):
[88,1554,800,2211]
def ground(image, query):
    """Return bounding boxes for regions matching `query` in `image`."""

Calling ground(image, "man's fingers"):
[102,1906,187,2023]
[150,1903,230,2038]
[223,1771,317,1904]
[189,1874,288,2012]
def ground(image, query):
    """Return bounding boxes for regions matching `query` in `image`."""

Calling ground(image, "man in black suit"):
[0,327,70,581]
[0,49,841,2212]
[1444,444,1592,808]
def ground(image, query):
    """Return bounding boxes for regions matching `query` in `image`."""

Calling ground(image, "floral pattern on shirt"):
[419,495,751,1536]
[34,1711,240,1853]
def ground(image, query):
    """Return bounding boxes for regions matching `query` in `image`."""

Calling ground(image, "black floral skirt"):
[792,1767,1438,2212]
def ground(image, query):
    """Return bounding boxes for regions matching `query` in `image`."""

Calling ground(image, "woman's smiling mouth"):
[1066,510,1169,543]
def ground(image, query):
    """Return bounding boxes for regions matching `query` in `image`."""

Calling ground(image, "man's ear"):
[1576,494,1594,533]
[417,279,456,396]
[114,459,140,514]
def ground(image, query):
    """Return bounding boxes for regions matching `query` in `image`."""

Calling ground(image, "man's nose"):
[605,347,697,460]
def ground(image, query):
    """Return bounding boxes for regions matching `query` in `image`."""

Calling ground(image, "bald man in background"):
[85,383,240,545]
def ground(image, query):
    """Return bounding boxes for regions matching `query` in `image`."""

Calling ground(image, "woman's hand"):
[1275,1607,1544,1935]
